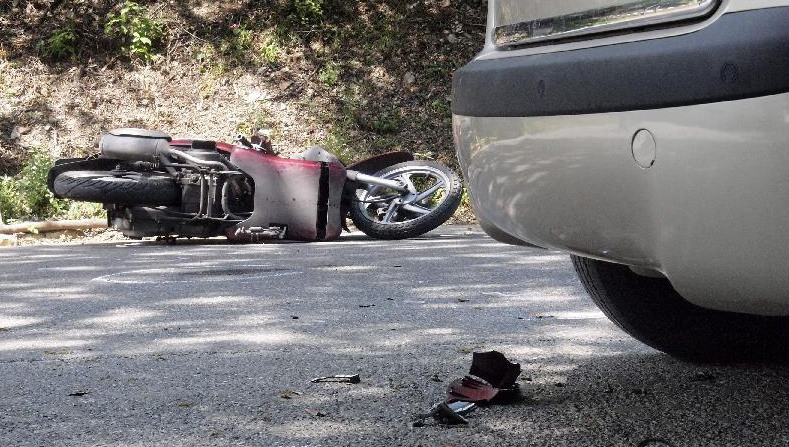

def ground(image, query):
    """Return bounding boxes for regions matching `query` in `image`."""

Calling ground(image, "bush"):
[0,149,63,221]
[293,0,325,24]
[221,24,281,67]
[257,30,282,66]
[105,1,164,62]
[318,62,340,87]
[36,26,77,60]
[0,149,103,222]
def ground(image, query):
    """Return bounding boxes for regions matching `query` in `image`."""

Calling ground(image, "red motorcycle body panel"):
[227,149,346,242]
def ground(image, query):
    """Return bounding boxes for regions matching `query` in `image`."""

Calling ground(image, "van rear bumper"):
[452,7,789,118]
[454,91,789,316]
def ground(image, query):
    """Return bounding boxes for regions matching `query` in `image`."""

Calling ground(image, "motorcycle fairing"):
[227,149,346,242]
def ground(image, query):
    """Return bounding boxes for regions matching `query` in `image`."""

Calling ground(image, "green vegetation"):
[36,26,77,60]
[368,109,403,135]
[104,1,164,62]
[318,62,341,87]
[323,127,356,165]
[292,0,325,24]
[257,30,282,66]
[0,150,103,223]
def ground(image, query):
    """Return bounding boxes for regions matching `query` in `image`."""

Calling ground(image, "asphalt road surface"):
[2,226,788,447]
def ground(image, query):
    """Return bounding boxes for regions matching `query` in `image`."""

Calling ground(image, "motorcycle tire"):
[349,160,463,240]
[53,170,181,206]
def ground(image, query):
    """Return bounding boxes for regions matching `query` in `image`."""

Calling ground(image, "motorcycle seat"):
[101,128,172,162]
[107,128,171,140]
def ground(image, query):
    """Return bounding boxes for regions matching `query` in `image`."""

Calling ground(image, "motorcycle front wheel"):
[349,161,463,240]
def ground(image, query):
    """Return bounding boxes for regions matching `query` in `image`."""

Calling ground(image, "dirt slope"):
[0,0,487,175]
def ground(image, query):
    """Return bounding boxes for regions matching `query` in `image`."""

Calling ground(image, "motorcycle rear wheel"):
[53,170,181,206]
[349,161,463,240]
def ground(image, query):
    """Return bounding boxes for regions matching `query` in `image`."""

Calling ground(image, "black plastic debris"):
[412,401,477,427]
[305,408,327,418]
[311,374,361,384]
[469,351,521,389]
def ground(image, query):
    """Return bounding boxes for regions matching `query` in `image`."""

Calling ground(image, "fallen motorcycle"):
[47,128,463,242]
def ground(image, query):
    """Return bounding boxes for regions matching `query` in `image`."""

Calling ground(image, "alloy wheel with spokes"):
[349,160,463,240]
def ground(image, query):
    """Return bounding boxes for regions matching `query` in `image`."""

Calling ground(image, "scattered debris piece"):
[430,374,442,383]
[415,351,521,428]
[280,389,302,399]
[457,298,469,303]
[311,374,361,384]
[305,408,327,418]
[358,304,375,308]
[413,401,476,427]
[68,391,89,397]
[468,351,521,389]
[447,375,499,403]
[153,354,166,361]
[291,315,300,320]
[447,351,521,403]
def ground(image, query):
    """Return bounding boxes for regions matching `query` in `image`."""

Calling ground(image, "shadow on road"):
[1,228,786,446]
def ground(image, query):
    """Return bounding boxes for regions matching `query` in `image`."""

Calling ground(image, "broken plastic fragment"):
[447,376,499,403]
[311,374,361,384]
[446,351,522,404]
[412,401,477,427]
[468,351,521,389]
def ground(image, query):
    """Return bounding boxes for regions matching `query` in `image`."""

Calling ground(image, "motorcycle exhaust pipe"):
[164,148,226,171]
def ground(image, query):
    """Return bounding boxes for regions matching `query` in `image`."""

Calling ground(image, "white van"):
[453,0,789,361]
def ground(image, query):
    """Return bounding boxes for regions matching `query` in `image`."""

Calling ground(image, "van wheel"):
[572,255,789,362]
